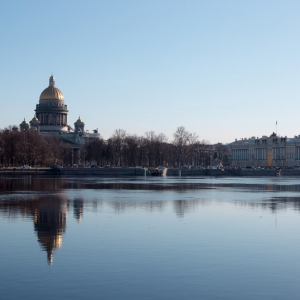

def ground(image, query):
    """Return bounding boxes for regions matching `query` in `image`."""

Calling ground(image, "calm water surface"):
[1,176,300,300]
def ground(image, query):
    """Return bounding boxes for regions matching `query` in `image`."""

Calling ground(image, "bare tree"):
[187,132,199,166]
[111,129,126,166]
[1,127,20,165]
[214,143,231,166]
[0,124,216,168]
[155,133,168,166]
[195,140,212,167]
[19,129,48,165]
[85,137,104,166]
[173,126,191,166]
[144,131,157,166]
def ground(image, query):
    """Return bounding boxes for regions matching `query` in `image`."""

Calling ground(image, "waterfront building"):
[228,132,300,167]
[20,75,100,164]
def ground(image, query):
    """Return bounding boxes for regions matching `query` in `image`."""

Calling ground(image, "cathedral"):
[20,75,100,164]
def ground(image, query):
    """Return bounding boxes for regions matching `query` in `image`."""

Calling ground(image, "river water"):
[0,176,300,300]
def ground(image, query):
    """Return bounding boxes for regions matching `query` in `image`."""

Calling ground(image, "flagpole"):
[276,120,278,166]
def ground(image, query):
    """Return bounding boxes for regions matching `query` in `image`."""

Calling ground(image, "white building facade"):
[228,133,300,167]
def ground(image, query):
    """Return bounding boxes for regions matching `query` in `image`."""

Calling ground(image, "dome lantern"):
[49,74,55,87]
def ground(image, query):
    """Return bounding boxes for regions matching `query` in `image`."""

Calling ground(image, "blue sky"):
[1,0,300,143]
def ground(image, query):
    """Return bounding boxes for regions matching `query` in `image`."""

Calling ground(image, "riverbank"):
[1,167,300,176]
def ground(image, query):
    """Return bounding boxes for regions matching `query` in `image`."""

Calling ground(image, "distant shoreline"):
[1,167,300,177]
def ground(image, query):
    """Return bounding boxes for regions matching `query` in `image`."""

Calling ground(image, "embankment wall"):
[1,168,300,177]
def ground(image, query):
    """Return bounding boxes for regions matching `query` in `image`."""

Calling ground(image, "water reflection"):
[1,177,300,265]
[34,197,68,264]
[174,199,200,217]
[0,194,68,264]
[238,196,300,213]
[73,198,84,222]
[3,175,300,192]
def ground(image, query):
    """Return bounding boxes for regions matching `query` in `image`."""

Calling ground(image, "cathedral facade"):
[35,75,69,132]
[20,75,100,164]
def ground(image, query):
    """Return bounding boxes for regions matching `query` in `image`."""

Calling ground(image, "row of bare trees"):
[0,126,71,166]
[0,126,230,167]
[85,127,229,167]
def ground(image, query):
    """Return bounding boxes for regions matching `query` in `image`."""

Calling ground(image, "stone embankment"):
[1,167,300,177]
[0,168,53,176]
[58,167,151,176]
[166,168,225,176]
[225,168,278,176]
[226,168,300,176]
[0,167,150,176]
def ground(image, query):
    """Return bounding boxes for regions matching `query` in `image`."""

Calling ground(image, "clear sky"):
[1,0,300,144]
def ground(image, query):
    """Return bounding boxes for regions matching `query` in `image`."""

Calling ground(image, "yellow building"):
[228,132,300,167]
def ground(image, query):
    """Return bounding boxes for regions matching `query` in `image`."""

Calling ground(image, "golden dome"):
[39,86,64,101]
[39,75,64,101]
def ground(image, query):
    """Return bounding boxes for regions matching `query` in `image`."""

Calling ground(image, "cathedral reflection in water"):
[0,191,83,265]
[1,177,300,265]
[33,196,68,265]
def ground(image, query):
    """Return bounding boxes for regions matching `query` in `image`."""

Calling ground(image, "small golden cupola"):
[74,116,85,133]
[20,118,29,131]
[30,115,41,132]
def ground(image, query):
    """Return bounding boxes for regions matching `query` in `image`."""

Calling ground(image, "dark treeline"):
[0,126,230,167]
[0,126,70,166]
[88,127,213,167]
